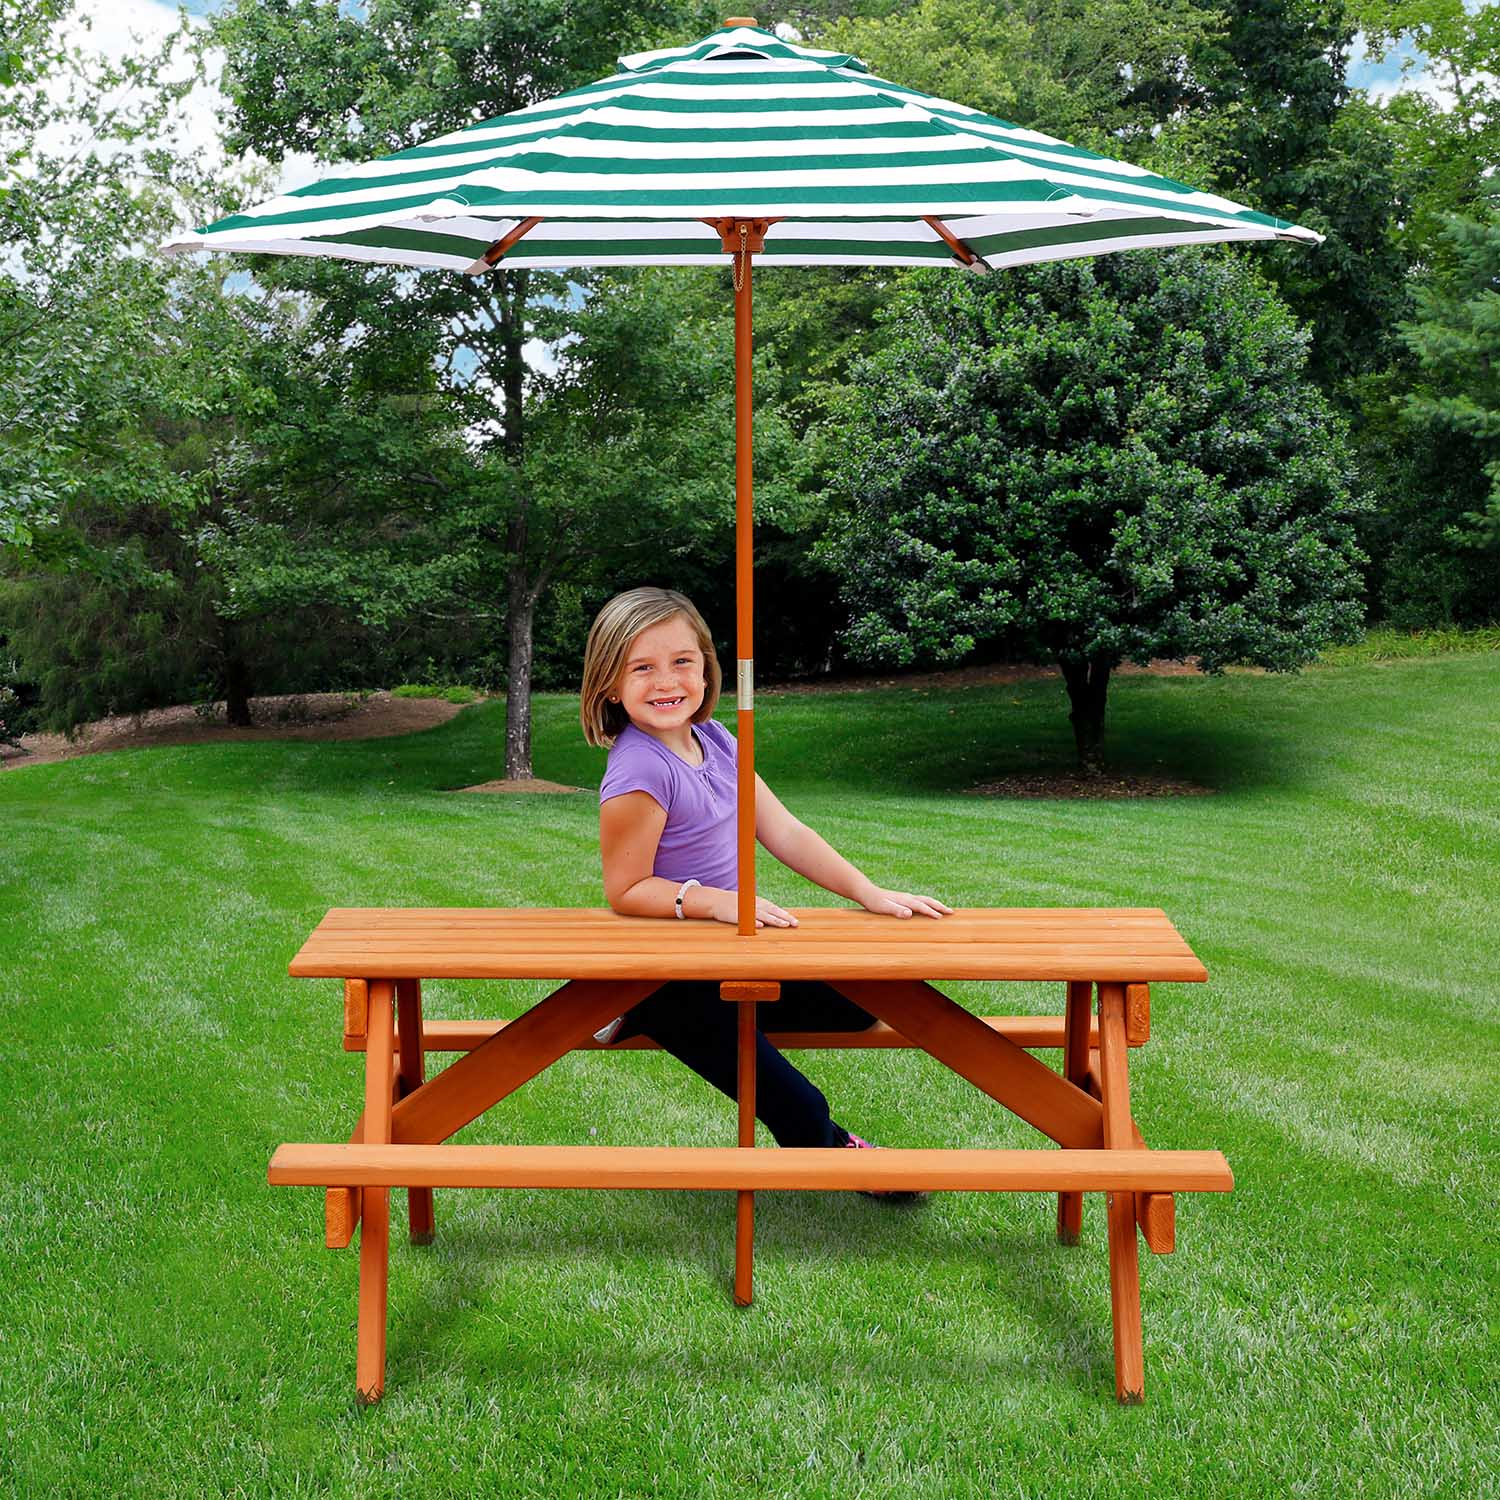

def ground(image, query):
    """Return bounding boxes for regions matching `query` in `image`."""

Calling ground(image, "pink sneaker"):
[844,1131,925,1203]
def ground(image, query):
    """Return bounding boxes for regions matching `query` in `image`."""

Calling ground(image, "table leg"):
[356,978,395,1405]
[395,979,435,1245]
[734,999,755,1307]
[1098,981,1145,1404]
[1057,980,1093,1246]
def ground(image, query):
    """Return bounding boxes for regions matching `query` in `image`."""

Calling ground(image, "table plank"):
[314,907,1178,926]
[289,908,1208,983]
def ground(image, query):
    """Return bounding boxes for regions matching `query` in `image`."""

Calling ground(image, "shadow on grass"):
[530,682,1295,802]
[381,1193,1110,1396]
[4,679,1308,805]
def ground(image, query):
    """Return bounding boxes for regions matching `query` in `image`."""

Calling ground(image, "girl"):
[580,586,951,1169]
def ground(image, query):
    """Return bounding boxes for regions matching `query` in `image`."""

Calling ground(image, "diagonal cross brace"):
[831,979,1105,1148]
[390,979,661,1145]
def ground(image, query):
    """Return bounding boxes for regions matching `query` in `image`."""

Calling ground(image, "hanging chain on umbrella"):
[733,221,749,292]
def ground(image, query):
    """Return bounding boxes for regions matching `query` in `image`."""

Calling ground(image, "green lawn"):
[2,652,1496,1497]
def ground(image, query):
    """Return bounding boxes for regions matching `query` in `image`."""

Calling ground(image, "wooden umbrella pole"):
[707,216,776,936]
[731,220,758,935]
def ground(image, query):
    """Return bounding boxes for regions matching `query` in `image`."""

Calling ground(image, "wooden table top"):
[288,907,1208,984]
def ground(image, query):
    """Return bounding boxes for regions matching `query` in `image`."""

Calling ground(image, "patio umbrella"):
[165,20,1321,934]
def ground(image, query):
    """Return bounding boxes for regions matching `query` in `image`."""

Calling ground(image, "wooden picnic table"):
[271,907,1229,1405]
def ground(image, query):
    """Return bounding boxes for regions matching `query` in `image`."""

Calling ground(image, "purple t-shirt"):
[599,718,740,892]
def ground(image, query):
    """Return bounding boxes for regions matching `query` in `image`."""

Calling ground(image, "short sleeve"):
[599,739,676,814]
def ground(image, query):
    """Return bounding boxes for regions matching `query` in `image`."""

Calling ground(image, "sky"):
[60,0,320,197]
[1348,36,1429,99]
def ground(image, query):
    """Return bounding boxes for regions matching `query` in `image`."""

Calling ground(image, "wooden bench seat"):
[271,1142,1232,1195]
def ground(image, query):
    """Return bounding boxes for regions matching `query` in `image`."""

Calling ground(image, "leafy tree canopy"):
[205,0,720,775]
[1369,207,1500,625]
[819,249,1368,766]
[0,0,210,557]
[818,0,1223,152]
[1,0,482,728]
[1181,0,1410,394]
[1346,0,1499,266]
[206,0,702,438]
[1399,209,1500,548]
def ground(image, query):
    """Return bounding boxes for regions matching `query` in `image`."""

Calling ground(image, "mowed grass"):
[2,650,1497,1498]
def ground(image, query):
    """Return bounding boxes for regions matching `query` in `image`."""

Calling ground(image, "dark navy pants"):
[613,980,878,1147]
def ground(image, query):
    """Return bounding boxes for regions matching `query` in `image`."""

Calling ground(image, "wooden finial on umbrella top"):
[725,17,759,26]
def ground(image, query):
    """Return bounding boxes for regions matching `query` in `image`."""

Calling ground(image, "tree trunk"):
[497,269,528,463]
[497,268,535,782]
[222,633,253,728]
[1059,657,1113,774]
[504,578,536,781]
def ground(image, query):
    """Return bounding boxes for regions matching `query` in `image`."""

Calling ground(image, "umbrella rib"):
[923,216,987,272]
[482,216,545,266]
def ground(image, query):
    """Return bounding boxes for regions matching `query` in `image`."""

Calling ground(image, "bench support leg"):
[1056,980,1093,1245]
[396,979,435,1245]
[1078,1045,1173,1256]
[1098,981,1145,1405]
[734,999,755,1307]
[356,979,395,1405]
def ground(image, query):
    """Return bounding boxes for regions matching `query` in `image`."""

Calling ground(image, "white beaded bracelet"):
[674,878,702,919]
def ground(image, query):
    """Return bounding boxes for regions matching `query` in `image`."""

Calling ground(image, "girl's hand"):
[859,888,953,920]
[710,892,799,928]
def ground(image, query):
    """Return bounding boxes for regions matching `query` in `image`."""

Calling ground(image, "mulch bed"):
[763,657,1211,695]
[452,778,585,794]
[0,691,465,770]
[966,769,1215,800]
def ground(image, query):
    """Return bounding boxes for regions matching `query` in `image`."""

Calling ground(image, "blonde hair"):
[580,587,722,748]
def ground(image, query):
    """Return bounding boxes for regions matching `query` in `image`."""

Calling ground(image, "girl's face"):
[615,616,706,737]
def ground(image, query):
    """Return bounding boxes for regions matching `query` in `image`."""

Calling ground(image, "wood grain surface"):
[289,907,1208,983]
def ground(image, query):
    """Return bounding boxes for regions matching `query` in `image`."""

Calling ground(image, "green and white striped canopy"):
[165,24,1320,273]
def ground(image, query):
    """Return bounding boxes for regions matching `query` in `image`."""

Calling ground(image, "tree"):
[0,0,257,726]
[819,250,1367,770]
[1178,0,1411,397]
[1336,5,1500,624]
[1401,210,1500,552]
[0,249,476,730]
[817,0,1223,155]
[207,0,700,776]
[1346,0,1500,266]
[1372,209,1500,626]
[433,263,807,766]
[1,0,486,729]
[1,0,203,557]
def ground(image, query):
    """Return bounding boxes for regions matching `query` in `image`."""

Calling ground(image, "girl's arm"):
[754,775,952,919]
[600,790,797,927]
